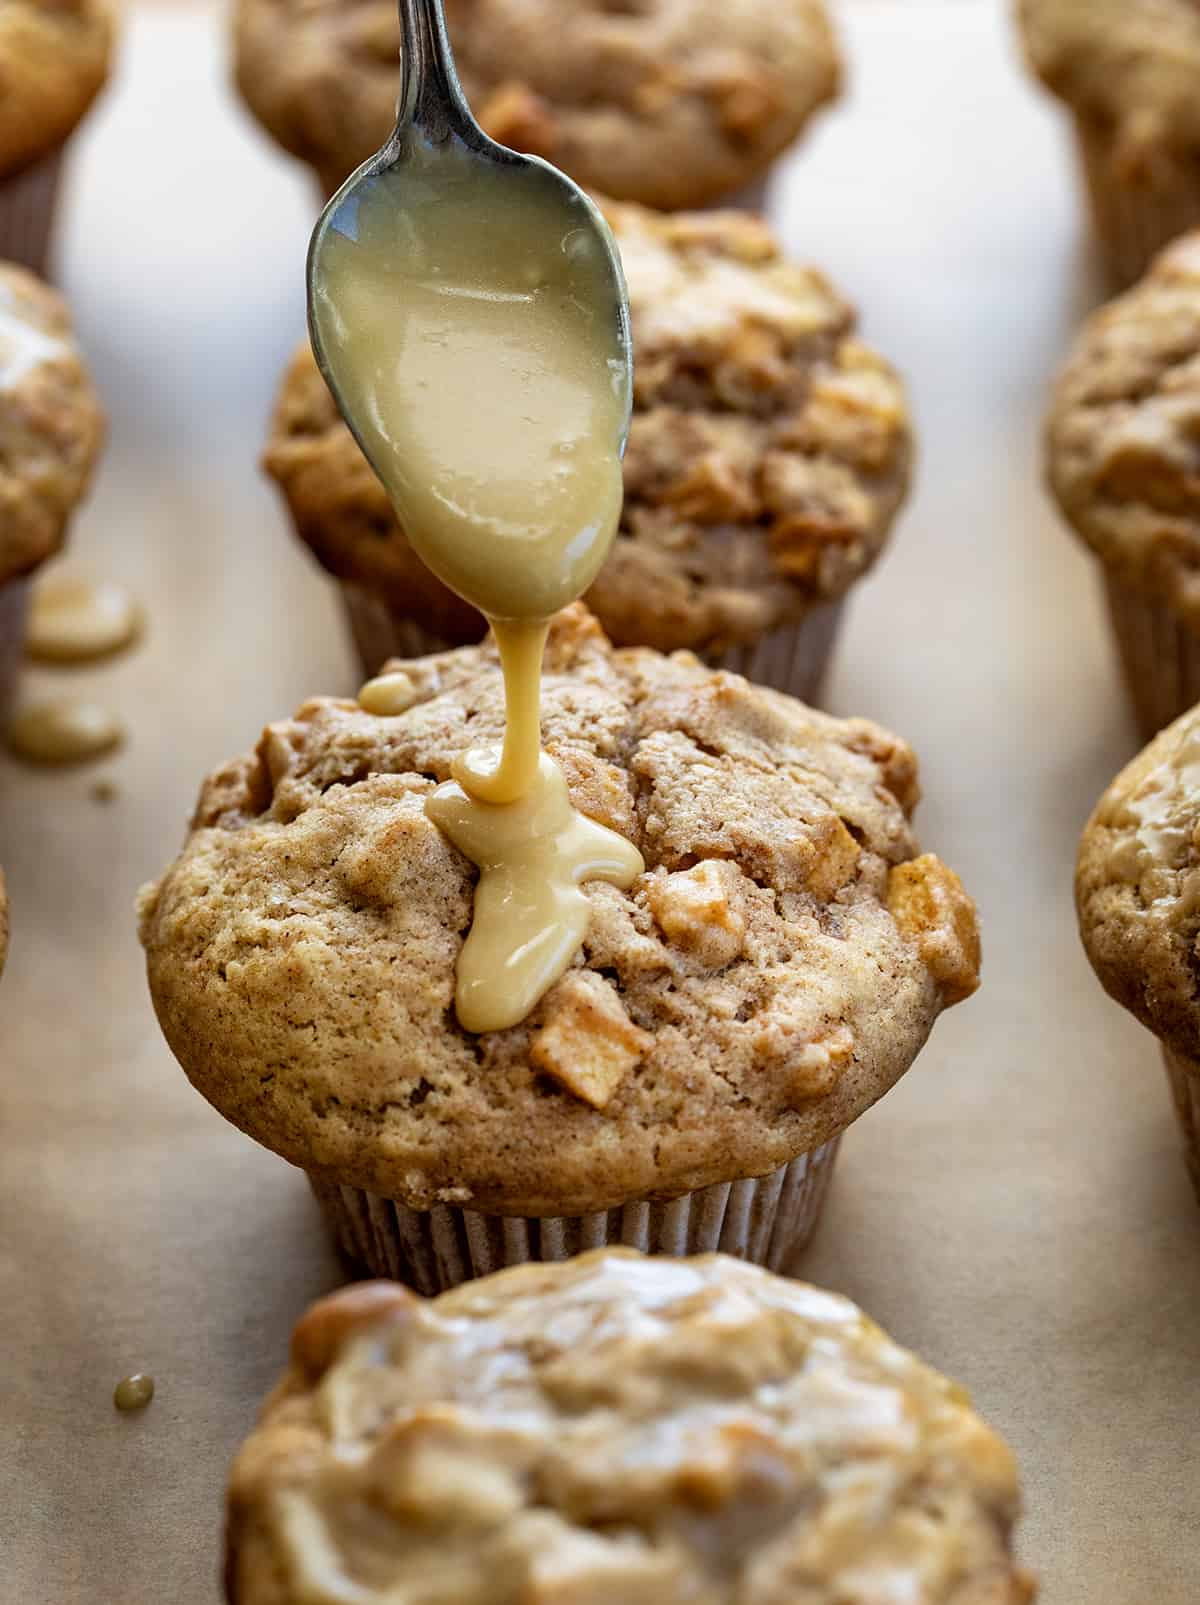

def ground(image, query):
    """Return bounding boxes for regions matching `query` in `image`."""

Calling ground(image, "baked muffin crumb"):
[225,1251,1034,1605]
[1047,231,1200,629]
[0,0,113,179]
[1018,0,1200,157]
[141,605,978,1217]
[0,263,106,586]
[234,0,840,205]
[1078,705,1200,1060]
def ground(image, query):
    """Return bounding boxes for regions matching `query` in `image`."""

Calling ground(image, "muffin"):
[139,605,979,1289]
[0,0,114,273]
[234,0,840,208]
[1017,0,1200,287]
[267,204,912,704]
[1045,233,1200,738]
[0,264,106,716]
[225,1250,1034,1604]
[1077,703,1200,1200]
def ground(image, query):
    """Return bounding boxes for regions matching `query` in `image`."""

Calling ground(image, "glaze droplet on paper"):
[113,1373,154,1412]
[6,699,124,765]
[27,574,143,664]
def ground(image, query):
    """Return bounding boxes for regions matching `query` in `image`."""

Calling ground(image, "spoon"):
[305,0,633,627]
[304,0,641,1022]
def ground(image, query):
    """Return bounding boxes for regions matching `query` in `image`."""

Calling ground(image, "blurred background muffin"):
[233,0,841,207]
[1078,705,1200,1204]
[0,0,114,273]
[266,204,911,705]
[1045,232,1200,740]
[1017,0,1200,287]
[139,607,978,1290]
[0,264,105,717]
[225,1252,1034,1605]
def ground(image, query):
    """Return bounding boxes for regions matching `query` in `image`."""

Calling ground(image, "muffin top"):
[0,264,105,586]
[266,205,912,657]
[1077,703,1200,1059]
[139,606,978,1217]
[234,0,840,205]
[1045,233,1200,628]
[1017,0,1200,149]
[226,1250,1032,1605]
[0,0,114,177]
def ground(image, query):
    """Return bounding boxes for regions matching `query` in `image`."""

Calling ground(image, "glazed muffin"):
[0,0,114,272]
[1017,0,1200,287]
[139,605,978,1289]
[1046,232,1200,738]
[266,204,912,704]
[234,0,840,207]
[0,264,106,715]
[1078,704,1200,1201]
[225,1251,1034,1604]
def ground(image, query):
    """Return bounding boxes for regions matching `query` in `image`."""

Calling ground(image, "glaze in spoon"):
[306,0,633,638]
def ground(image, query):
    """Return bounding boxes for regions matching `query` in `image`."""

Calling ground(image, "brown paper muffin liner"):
[1073,115,1200,290]
[0,150,64,277]
[343,581,844,707]
[701,174,770,214]
[1101,571,1200,741]
[0,575,30,721]
[710,600,845,707]
[309,1136,840,1293]
[1161,1046,1200,1204]
[342,583,467,677]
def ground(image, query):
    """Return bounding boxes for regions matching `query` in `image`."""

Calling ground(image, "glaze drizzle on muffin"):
[225,1252,1033,1604]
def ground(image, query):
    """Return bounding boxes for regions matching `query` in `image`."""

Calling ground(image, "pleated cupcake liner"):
[700,174,770,214]
[341,583,463,676]
[1101,572,1200,741]
[708,599,845,707]
[0,574,30,723]
[309,1136,841,1294]
[0,149,64,277]
[1161,1046,1200,1205]
[342,580,844,707]
[1073,115,1200,290]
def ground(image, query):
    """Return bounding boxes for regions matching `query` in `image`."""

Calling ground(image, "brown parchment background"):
[2,3,1198,1600]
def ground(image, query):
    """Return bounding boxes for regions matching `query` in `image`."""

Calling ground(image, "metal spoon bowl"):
[306,0,633,519]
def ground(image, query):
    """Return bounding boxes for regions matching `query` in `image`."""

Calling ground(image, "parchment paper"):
[3,4,1198,1600]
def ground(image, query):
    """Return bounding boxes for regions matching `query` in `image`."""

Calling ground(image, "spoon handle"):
[397,0,477,142]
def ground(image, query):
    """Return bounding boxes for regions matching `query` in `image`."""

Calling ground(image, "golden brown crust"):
[1018,0,1200,154]
[290,1280,414,1381]
[139,606,977,1217]
[0,0,113,177]
[225,1251,1032,1605]
[234,0,840,205]
[265,205,912,656]
[1077,704,1200,1059]
[1046,233,1200,625]
[0,264,106,585]
[888,854,981,1008]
